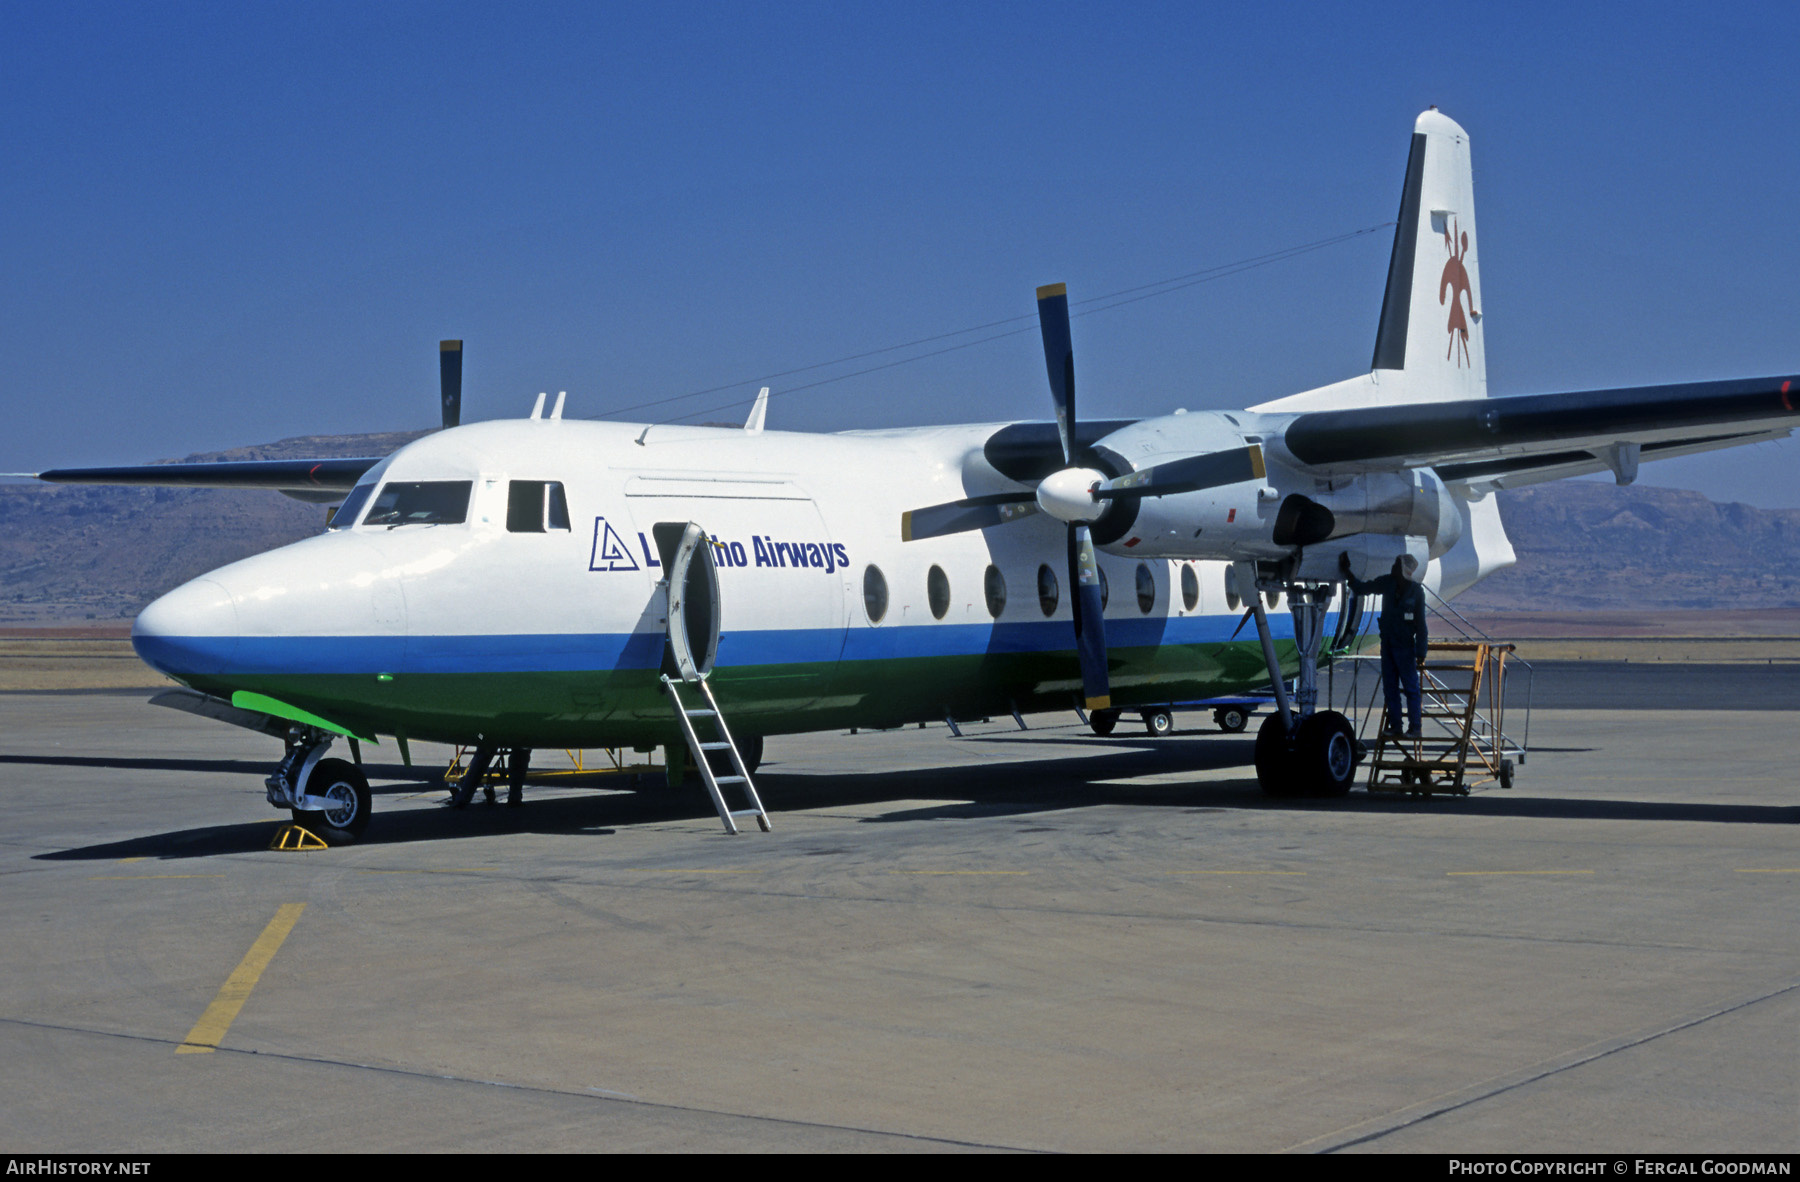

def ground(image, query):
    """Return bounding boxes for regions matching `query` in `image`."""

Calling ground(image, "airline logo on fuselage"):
[589,518,640,571]
[588,517,847,574]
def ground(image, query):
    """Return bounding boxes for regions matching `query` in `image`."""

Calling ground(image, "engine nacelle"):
[1084,412,1460,564]
[1274,469,1462,558]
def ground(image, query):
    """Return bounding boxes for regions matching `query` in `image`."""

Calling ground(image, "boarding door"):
[652,522,721,681]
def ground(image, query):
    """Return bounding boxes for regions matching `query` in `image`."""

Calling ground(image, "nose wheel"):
[290,757,371,844]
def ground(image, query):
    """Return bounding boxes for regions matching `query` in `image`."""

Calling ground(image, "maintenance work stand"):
[1360,639,1526,796]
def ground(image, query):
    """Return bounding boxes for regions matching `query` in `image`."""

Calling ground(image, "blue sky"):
[6,2,1799,505]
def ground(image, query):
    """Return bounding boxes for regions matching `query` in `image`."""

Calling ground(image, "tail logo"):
[1439,219,1474,368]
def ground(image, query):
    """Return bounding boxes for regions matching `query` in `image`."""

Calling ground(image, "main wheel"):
[1214,705,1249,733]
[292,757,371,845]
[1144,710,1173,737]
[1499,758,1515,790]
[1088,709,1120,736]
[1254,713,1301,797]
[1295,711,1358,797]
[738,733,765,774]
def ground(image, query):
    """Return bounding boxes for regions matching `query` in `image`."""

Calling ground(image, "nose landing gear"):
[266,727,372,844]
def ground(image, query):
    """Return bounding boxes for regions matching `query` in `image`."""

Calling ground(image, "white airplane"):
[35,109,1799,843]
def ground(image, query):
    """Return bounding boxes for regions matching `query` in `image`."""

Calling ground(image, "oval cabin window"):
[1181,563,1199,612]
[927,565,951,620]
[863,565,888,624]
[983,565,1006,619]
[1136,563,1156,614]
[1037,564,1059,617]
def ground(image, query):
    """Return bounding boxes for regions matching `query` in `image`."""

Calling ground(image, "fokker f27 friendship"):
[37,110,1799,842]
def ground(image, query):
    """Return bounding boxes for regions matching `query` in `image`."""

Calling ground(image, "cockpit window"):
[329,480,377,530]
[362,481,471,527]
[507,481,571,533]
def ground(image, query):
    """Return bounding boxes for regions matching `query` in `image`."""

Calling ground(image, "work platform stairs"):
[661,674,772,834]
[1365,641,1519,796]
[1343,590,1532,797]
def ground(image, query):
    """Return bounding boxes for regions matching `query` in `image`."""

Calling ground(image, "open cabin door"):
[652,521,720,680]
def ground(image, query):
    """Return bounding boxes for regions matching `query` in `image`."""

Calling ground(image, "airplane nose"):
[132,577,240,679]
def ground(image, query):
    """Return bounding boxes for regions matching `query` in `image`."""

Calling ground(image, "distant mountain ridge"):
[3,432,1798,621]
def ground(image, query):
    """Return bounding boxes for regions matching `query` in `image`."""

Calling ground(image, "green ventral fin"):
[231,691,377,745]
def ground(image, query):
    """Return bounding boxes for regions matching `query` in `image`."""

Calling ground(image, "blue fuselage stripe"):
[134,611,1300,678]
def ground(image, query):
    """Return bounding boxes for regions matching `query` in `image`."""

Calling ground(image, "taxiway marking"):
[176,903,305,1055]
[1447,870,1595,876]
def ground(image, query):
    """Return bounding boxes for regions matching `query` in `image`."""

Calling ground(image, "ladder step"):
[729,809,765,819]
[714,775,746,785]
[699,742,731,750]
[686,709,716,717]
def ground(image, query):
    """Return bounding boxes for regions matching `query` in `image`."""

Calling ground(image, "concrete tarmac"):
[0,685,1794,1153]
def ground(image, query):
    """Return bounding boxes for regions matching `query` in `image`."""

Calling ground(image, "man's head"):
[1392,554,1420,582]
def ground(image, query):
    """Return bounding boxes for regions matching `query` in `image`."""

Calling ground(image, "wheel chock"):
[270,824,329,851]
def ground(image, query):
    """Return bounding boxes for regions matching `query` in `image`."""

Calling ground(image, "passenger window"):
[507,481,572,533]
[1098,566,1109,611]
[983,565,1006,619]
[1135,563,1156,614]
[1224,565,1242,611]
[1181,563,1199,612]
[363,481,471,527]
[1037,564,1059,617]
[863,565,888,624]
[927,565,951,620]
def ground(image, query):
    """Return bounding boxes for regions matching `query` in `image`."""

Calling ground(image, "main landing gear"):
[1244,569,1361,799]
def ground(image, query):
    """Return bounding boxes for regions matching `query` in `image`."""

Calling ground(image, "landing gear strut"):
[1244,566,1360,798]
[265,725,372,844]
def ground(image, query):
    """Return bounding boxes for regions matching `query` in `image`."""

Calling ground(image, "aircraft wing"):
[33,457,382,503]
[1278,375,1798,490]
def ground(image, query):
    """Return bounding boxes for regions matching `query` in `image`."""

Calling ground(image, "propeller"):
[1037,284,1112,711]
[899,283,1274,710]
[900,280,1263,543]
[440,340,463,429]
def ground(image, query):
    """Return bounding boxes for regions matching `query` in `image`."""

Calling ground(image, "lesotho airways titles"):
[37,109,1800,842]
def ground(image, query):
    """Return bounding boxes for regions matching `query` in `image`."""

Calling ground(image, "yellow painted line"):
[176,903,305,1055]
[1166,870,1306,876]
[118,856,147,863]
[89,874,225,880]
[622,868,761,875]
[1447,870,1595,876]
[889,870,1028,876]
[1735,868,1800,874]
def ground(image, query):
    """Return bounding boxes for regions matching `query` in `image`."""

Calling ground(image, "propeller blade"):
[901,492,1037,542]
[1068,525,1111,710]
[440,339,463,429]
[1036,283,1076,464]
[1093,444,1265,500]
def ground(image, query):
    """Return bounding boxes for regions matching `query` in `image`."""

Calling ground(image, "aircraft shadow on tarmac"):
[28,730,1798,862]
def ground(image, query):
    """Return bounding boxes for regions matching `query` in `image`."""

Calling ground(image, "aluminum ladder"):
[661,674,771,834]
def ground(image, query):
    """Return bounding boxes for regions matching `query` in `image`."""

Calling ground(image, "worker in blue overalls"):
[1340,552,1429,739]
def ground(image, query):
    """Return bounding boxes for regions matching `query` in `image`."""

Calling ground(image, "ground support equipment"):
[662,674,771,834]
[1364,640,1522,796]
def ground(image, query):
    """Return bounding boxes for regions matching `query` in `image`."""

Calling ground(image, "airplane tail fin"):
[1251,109,1486,416]
[1369,108,1486,401]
